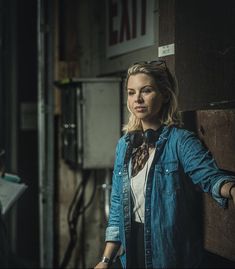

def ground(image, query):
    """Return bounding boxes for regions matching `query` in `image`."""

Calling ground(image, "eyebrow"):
[127,85,155,91]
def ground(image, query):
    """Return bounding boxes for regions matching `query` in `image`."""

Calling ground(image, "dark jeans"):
[110,221,145,269]
[110,241,235,269]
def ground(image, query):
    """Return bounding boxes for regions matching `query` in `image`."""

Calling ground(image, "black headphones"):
[124,126,165,165]
[128,127,163,148]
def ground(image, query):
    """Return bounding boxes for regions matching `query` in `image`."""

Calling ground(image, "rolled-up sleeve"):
[179,130,235,207]
[105,141,122,242]
[211,178,235,207]
[105,226,120,241]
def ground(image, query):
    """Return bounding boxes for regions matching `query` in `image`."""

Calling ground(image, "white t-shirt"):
[130,148,156,223]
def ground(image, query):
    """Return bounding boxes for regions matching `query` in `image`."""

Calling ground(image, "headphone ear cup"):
[143,129,156,144]
[129,131,144,148]
[144,128,162,145]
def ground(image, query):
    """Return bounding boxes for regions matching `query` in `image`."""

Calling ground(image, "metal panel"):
[196,109,235,261]
[82,79,121,168]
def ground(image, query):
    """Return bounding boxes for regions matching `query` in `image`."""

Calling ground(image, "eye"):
[141,87,153,94]
[127,90,135,96]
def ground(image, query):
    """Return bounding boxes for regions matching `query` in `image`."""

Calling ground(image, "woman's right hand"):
[94,241,121,269]
[94,261,109,269]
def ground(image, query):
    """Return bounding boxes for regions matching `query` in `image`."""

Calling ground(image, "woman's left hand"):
[230,186,235,206]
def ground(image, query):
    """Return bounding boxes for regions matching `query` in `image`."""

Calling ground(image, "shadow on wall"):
[200,251,235,268]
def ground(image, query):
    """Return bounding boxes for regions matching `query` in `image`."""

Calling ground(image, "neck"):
[141,120,162,131]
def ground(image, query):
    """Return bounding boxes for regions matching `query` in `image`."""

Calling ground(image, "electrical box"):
[55,77,122,169]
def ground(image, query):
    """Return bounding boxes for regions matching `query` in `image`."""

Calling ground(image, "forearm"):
[102,241,121,260]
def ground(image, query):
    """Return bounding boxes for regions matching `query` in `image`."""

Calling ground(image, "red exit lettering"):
[108,0,147,46]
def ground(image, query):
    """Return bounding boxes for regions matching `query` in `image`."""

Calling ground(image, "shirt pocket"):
[155,161,180,195]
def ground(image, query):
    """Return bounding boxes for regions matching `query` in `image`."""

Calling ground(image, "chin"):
[134,115,148,120]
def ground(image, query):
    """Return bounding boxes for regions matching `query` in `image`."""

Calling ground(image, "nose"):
[135,92,143,103]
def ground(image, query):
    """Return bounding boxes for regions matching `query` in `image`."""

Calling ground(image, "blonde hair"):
[122,62,182,133]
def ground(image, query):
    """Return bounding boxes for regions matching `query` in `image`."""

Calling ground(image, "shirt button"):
[165,169,169,173]
[118,172,122,175]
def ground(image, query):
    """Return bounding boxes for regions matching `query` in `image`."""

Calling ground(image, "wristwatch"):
[101,256,111,264]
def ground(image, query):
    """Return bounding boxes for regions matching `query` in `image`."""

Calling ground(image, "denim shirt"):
[105,126,235,268]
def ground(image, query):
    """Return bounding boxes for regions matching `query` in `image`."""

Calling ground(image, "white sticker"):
[158,43,175,57]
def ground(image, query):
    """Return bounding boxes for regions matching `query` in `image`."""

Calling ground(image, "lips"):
[135,106,147,111]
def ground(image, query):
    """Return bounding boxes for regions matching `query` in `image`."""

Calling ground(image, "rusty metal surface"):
[196,109,235,261]
[203,195,235,261]
[196,110,235,173]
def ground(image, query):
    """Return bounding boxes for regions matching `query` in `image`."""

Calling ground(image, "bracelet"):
[101,256,111,264]
[228,183,235,199]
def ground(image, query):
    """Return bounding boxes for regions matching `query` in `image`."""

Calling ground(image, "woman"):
[95,60,235,268]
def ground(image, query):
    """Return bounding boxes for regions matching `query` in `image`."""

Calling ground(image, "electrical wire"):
[59,170,97,269]
[79,175,97,215]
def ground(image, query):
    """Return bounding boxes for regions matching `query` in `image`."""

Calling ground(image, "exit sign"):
[106,0,156,58]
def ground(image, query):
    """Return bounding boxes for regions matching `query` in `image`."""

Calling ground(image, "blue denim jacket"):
[105,126,235,268]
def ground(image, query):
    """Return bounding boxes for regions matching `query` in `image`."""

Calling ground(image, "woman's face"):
[127,73,164,126]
